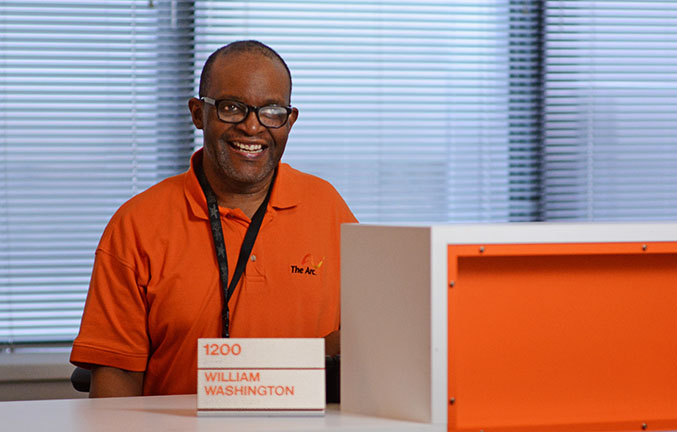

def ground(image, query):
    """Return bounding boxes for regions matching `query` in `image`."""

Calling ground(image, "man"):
[70,41,357,397]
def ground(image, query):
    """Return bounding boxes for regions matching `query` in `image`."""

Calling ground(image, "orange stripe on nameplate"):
[447,241,677,431]
[197,338,325,416]
[198,408,325,412]
[197,367,325,370]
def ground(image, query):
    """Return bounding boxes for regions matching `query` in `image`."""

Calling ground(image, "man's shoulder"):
[279,163,340,195]
[110,171,188,224]
[278,163,357,222]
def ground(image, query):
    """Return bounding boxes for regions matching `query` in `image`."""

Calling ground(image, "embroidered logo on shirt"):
[290,253,325,276]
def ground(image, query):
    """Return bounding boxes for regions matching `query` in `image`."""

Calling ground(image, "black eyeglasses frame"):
[201,97,293,129]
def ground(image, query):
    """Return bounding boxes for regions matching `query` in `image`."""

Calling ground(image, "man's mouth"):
[230,141,265,154]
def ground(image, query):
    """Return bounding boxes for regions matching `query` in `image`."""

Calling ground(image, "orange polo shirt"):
[70,149,357,395]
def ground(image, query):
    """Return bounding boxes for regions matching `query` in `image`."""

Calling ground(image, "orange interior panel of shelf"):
[447,242,677,432]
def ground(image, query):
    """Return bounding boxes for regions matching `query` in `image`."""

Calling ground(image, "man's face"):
[190,52,298,191]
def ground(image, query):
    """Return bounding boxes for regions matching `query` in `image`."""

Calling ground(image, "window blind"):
[0,0,195,345]
[542,0,677,220]
[1,0,542,346]
[194,0,541,223]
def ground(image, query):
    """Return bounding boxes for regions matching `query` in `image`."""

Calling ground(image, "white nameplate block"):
[197,338,325,416]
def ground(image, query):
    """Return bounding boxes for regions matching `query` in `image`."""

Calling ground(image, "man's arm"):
[89,366,144,397]
[324,330,340,357]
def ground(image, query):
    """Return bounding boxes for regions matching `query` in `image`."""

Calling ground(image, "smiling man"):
[70,41,357,397]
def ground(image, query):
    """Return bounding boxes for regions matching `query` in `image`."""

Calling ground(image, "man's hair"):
[198,40,292,100]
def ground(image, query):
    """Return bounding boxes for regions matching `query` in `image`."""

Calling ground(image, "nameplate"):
[197,338,325,416]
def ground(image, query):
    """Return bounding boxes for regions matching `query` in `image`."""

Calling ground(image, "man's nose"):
[236,109,265,134]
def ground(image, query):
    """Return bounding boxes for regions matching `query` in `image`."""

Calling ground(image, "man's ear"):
[287,107,299,130]
[188,97,204,130]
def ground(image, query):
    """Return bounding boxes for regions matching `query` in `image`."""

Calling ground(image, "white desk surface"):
[0,394,445,432]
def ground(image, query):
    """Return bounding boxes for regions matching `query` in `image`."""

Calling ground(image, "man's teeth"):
[233,142,263,152]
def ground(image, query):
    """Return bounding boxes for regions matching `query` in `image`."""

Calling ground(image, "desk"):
[0,394,444,432]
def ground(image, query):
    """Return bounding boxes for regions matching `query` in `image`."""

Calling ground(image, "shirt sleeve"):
[70,248,150,372]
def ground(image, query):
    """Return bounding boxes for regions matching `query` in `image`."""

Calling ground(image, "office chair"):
[70,366,91,392]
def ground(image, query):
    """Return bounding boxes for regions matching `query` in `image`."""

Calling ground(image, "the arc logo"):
[290,253,324,276]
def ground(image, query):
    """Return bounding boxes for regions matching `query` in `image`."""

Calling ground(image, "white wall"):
[0,351,87,401]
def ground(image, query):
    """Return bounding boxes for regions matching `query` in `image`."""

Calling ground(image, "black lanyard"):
[195,160,275,338]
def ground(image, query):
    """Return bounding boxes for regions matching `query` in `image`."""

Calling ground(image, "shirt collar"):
[184,148,299,221]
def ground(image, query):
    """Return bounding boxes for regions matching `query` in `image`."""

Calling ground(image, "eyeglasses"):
[201,97,293,129]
